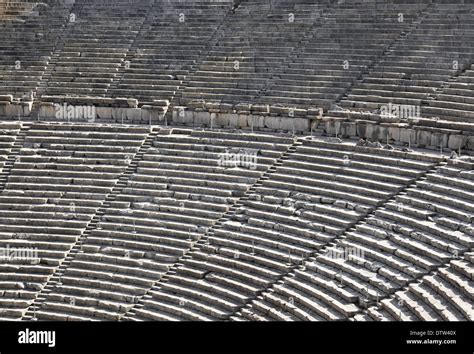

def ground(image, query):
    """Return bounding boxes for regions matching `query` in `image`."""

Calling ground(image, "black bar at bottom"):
[0,321,471,353]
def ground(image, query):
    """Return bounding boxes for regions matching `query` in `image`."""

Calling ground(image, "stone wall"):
[5,96,472,151]
[171,100,323,133]
[0,95,32,118]
[322,116,474,151]
[36,96,168,125]
[166,100,474,152]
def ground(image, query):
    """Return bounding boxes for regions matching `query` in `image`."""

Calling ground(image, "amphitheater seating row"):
[234,159,474,321]
[257,0,430,109]
[27,129,295,320]
[40,0,154,99]
[108,0,234,107]
[1,0,472,127]
[0,122,150,320]
[0,0,73,99]
[357,251,473,321]
[425,63,474,123]
[0,121,22,175]
[339,2,474,123]
[0,123,472,321]
[177,0,329,107]
[121,138,442,321]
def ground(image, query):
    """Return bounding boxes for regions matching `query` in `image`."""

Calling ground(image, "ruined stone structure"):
[0,0,472,322]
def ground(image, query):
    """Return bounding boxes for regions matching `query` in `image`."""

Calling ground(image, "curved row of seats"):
[1,0,472,127]
[0,122,150,320]
[426,63,474,123]
[356,251,473,321]
[0,0,72,100]
[30,129,294,320]
[257,0,429,109]
[234,160,474,321]
[0,122,22,176]
[121,138,441,321]
[40,0,153,98]
[108,0,234,107]
[0,123,472,321]
[339,2,474,122]
[177,0,329,106]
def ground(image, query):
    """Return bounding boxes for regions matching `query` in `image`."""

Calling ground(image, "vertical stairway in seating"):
[30,0,84,117]
[0,122,31,191]
[22,126,161,321]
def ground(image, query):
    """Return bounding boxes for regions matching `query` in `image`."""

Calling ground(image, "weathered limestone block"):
[215,113,230,127]
[467,137,474,151]
[127,98,139,108]
[280,117,295,131]
[270,105,285,115]
[39,103,56,118]
[294,118,309,132]
[430,132,448,148]
[188,100,206,109]
[308,108,323,118]
[126,108,142,120]
[96,107,112,119]
[140,108,150,123]
[251,104,270,114]
[210,112,217,127]
[279,117,309,132]
[152,99,169,107]
[247,115,264,129]
[214,113,229,127]
[220,103,233,113]
[341,122,356,137]
[264,116,280,130]
[17,102,31,116]
[371,124,385,141]
[235,103,251,112]
[416,130,432,147]
[355,120,370,138]
[399,128,416,145]
[172,109,179,122]
[184,110,194,124]
[205,101,220,111]
[142,106,164,124]
[388,126,401,141]
[322,120,333,135]
[293,108,307,118]
[172,107,187,124]
[448,134,467,150]
[111,107,123,120]
[356,121,380,140]
[0,102,7,116]
[222,113,236,127]
[0,95,13,103]
[5,103,22,117]
[194,111,210,126]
